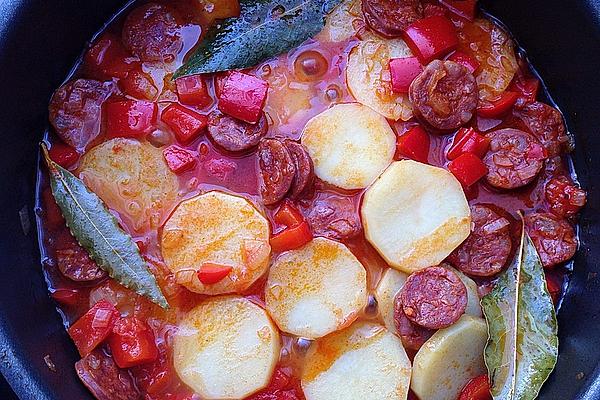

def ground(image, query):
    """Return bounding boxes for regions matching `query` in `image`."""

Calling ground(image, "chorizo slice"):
[393,295,435,351]
[398,266,467,329]
[409,60,478,131]
[122,3,183,62]
[307,194,362,240]
[283,140,314,199]
[75,348,140,400]
[207,111,268,153]
[524,212,577,268]
[362,0,424,38]
[56,236,107,282]
[515,101,571,157]
[447,204,512,277]
[257,138,295,206]
[48,79,115,151]
[483,128,545,190]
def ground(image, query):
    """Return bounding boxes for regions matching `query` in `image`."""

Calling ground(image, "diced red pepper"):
[545,272,562,305]
[197,263,233,284]
[175,75,213,107]
[119,69,158,101]
[395,125,430,164]
[274,201,304,227]
[447,127,490,160]
[218,71,268,124]
[447,50,480,73]
[389,57,423,93]
[448,153,488,187]
[509,76,540,107]
[84,33,138,80]
[403,16,458,64]
[106,100,157,138]
[440,0,478,21]
[270,221,313,253]
[42,188,65,230]
[458,374,492,400]
[163,145,197,174]
[48,141,79,169]
[161,104,208,144]
[477,91,519,118]
[132,347,173,395]
[68,300,120,357]
[51,288,81,306]
[108,317,158,368]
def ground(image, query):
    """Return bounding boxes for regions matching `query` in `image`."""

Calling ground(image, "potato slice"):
[174,296,280,399]
[301,103,396,190]
[316,0,362,43]
[362,160,471,273]
[346,36,413,121]
[78,138,178,232]
[161,191,271,295]
[375,268,408,331]
[266,237,367,339]
[412,315,487,400]
[302,321,411,400]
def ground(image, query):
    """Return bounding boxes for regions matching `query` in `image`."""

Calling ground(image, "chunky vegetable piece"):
[175,74,212,107]
[396,125,430,163]
[458,375,492,400]
[404,16,458,64]
[161,104,207,144]
[218,71,269,124]
[375,268,408,331]
[69,300,120,357]
[105,100,157,139]
[389,57,423,93]
[448,153,488,187]
[162,145,197,174]
[108,317,158,368]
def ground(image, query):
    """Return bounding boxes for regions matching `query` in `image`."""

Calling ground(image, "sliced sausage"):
[55,239,107,282]
[393,295,435,351]
[524,212,577,268]
[284,140,314,199]
[48,79,114,151]
[515,102,570,156]
[306,194,361,240]
[122,3,183,63]
[409,60,478,131]
[75,348,140,400]
[447,204,512,277]
[258,139,295,206]
[207,111,268,152]
[483,128,545,190]
[362,0,424,38]
[545,175,587,218]
[399,266,467,329]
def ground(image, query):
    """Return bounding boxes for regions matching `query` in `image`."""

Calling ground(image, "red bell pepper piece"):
[389,57,423,93]
[458,374,492,400]
[440,0,478,21]
[509,76,540,106]
[48,141,79,168]
[197,263,233,284]
[84,33,138,80]
[395,125,430,163]
[270,221,313,253]
[132,348,173,395]
[106,100,157,138]
[447,50,480,73]
[545,272,562,305]
[403,16,458,64]
[218,71,268,124]
[274,201,304,227]
[447,127,490,160]
[161,104,208,144]
[163,145,197,174]
[68,300,120,357]
[108,317,158,368]
[176,75,213,108]
[448,153,488,187]
[119,69,158,101]
[51,288,81,306]
[477,91,519,118]
[42,187,65,230]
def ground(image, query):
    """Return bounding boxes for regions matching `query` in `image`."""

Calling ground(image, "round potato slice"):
[346,36,413,121]
[301,103,396,190]
[78,138,178,232]
[302,321,411,400]
[161,191,271,295]
[174,296,280,400]
[316,0,362,43]
[266,237,367,339]
[362,160,471,273]
[375,268,408,332]
[412,315,487,400]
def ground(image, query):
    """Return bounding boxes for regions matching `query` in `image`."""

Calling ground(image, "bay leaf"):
[174,0,343,77]
[41,144,169,309]
[481,222,558,400]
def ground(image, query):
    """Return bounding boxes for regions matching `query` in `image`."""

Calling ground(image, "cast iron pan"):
[0,1,599,399]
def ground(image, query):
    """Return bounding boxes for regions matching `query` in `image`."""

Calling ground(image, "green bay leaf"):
[41,144,169,309]
[174,0,343,77]
[481,220,558,400]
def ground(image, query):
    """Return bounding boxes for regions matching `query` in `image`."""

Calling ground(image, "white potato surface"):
[302,321,411,400]
[317,0,362,43]
[266,237,367,339]
[375,268,408,331]
[411,315,488,400]
[161,191,271,295]
[174,296,280,400]
[78,138,178,232]
[362,160,471,273]
[301,103,396,190]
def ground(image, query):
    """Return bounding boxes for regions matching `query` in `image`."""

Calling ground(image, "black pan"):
[0,0,599,399]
